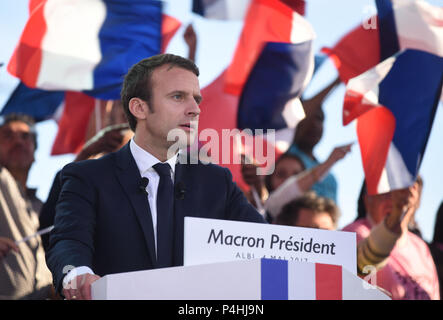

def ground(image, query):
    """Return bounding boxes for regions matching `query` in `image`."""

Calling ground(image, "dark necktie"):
[153,163,174,267]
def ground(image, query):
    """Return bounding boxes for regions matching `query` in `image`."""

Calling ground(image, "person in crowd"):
[241,143,351,222]
[343,180,440,300]
[273,191,339,230]
[429,201,443,299]
[241,152,304,214]
[46,54,266,300]
[287,78,341,202]
[0,113,54,299]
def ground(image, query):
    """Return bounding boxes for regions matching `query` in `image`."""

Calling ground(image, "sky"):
[0,0,442,242]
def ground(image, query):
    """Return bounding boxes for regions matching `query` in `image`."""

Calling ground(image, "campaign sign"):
[184,217,357,274]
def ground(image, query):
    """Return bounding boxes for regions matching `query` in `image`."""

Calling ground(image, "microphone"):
[175,181,186,200]
[139,177,149,195]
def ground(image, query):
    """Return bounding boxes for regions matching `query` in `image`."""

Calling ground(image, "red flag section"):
[197,70,282,191]
[197,70,247,190]
[51,92,95,155]
[321,17,380,84]
[7,0,46,89]
[161,14,181,53]
[357,106,396,196]
[315,263,343,300]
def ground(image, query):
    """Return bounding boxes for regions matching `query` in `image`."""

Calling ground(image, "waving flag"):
[7,0,162,100]
[194,70,246,189]
[4,7,180,155]
[225,0,314,96]
[237,41,313,135]
[194,69,286,192]
[195,3,314,190]
[0,82,63,122]
[322,0,443,83]
[192,0,314,191]
[344,49,443,195]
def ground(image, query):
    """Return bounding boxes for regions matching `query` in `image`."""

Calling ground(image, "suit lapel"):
[114,144,157,267]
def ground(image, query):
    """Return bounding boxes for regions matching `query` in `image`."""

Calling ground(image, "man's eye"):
[172,94,183,100]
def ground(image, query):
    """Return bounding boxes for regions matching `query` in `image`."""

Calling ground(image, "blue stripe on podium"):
[261,259,288,300]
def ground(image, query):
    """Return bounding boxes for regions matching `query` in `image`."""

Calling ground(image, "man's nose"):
[186,100,201,117]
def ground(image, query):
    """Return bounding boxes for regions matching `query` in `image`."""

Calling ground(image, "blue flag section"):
[1,82,63,122]
[379,49,443,179]
[261,259,288,300]
[237,41,313,132]
[192,0,205,16]
[84,0,163,100]
[376,0,400,61]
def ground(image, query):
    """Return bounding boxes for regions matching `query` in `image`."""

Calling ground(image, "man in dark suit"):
[46,54,266,300]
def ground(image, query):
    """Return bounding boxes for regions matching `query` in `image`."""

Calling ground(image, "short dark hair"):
[120,54,200,131]
[0,113,37,149]
[275,191,340,227]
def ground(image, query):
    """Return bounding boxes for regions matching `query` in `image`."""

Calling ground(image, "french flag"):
[194,1,313,190]
[3,1,180,155]
[237,40,313,152]
[340,0,443,195]
[192,0,306,20]
[322,0,443,84]
[233,0,315,159]
[49,12,180,155]
[344,49,443,195]
[0,82,64,122]
[224,0,313,96]
[7,0,163,100]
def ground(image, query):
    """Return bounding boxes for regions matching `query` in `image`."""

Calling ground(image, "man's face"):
[0,121,35,171]
[270,157,304,191]
[365,184,418,224]
[139,65,202,150]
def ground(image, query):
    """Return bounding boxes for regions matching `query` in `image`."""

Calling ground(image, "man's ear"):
[128,98,149,120]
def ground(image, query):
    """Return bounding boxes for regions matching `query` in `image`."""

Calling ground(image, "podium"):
[91,259,390,300]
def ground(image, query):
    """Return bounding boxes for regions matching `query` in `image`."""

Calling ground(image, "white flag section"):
[197,0,251,20]
[392,0,443,58]
[183,217,357,274]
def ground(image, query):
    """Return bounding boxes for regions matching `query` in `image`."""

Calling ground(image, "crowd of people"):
[0,26,442,300]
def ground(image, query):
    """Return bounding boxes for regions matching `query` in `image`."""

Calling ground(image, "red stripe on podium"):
[315,263,342,300]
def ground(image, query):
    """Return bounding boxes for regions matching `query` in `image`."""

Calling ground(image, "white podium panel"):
[91,259,390,300]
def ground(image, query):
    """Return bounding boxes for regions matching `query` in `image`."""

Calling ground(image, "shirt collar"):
[130,139,177,176]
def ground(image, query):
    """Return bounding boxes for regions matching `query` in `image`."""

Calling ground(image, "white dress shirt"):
[63,139,178,288]
[129,138,177,249]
